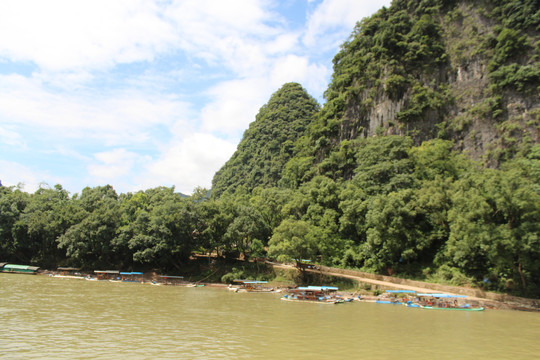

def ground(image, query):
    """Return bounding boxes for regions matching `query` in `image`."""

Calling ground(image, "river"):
[1,273,539,359]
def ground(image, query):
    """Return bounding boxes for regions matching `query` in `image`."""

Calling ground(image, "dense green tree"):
[12,185,83,268]
[268,219,318,268]
[249,187,294,231]
[0,185,30,263]
[1,0,540,298]
[352,136,416,195]
[224,205,268,260]
[126,199,196,270]
[212,82,319,197]
[57,195,122,269]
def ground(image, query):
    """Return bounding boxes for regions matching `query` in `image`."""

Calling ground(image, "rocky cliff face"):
[327,0,540,166]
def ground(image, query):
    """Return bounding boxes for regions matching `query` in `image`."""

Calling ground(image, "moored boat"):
[405,293,484,311]
[281,286,345,304]
[186,283,205,287]
[376,290,416,305]
[120,271,144,283]
[157,275,184,285]
[228,280,274,293]
[0,263,39,275]
[51,267,85,279]
[94,270,120,281]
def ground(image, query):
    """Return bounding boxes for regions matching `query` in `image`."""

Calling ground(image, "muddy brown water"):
[1,273,539,359]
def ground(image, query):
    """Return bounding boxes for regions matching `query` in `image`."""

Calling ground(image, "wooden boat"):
[94,270,120,281]
[228,280,274,293]
[157,275,184,285]
[376,290,416,305]
[51,267,85,279]
[281,286,345,304]
[120,271,144,283]
[186,283,205,287]
[405,293,484,311]
[1,263,39,274]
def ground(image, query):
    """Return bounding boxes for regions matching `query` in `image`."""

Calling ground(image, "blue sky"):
[0,0,391,195]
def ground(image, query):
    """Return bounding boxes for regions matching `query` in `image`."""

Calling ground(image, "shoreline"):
[36,266,540,312]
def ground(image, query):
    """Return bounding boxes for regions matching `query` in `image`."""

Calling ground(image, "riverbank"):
[41,262,540,311]
[296,264,540,312]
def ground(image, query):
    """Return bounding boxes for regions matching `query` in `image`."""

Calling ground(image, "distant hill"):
[211,82,319,197]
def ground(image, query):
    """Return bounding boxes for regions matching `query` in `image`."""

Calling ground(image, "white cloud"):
[269,54,329,96]
[0,160,61,193]
[0,0,285,77]
[88,148,148,180]
[147,132,237,194]
[200,78,272,135]
[303,0,391,48]
[266,33,300,55]
[0,74,191,146]
[0,0,177,72]
[0,126,24,147]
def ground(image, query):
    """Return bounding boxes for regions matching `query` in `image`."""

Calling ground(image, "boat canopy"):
[57,267,81,271]
[120,272,143,275]
[2,264,39,272]
[94,270,120,274]
[385,290,416,293]
[309,286,338,290]
[233,279,268,284]
[417,293,467,298]
[159,275,184,279]
[297,286,339,291]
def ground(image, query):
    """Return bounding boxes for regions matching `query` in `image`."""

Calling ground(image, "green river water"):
[1,273,539,359]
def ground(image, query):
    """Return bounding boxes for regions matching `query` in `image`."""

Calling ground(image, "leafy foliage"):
[211,82,319,197]
[2,0,540,298]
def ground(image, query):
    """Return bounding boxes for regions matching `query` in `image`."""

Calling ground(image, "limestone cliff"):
[321,0,540,166]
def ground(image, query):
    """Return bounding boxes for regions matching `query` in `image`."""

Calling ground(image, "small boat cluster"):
[48,267,204,287]
[2,263,484,311]
[228,280,274,292]
[373,290,484,311]
[228,281,354,304]
[281,286,353,304]
[230,282,483,310]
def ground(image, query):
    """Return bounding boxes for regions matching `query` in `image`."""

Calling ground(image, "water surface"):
[1,273,539,359]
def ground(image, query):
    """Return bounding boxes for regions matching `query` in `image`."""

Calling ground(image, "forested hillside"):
[211,83,320,197]
[307,0,540,175]
[1,0,540,297]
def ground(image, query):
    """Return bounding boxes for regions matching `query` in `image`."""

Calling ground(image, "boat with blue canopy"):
[405,293,484,311]
[228,280,274,292]
[120,272,144,283]
[281,286,348,304]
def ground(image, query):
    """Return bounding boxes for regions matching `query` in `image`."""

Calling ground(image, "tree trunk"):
[518,259,527,290]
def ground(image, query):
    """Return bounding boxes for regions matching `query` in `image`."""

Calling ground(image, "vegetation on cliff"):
[1,0,540,297]
[211,83,319,198]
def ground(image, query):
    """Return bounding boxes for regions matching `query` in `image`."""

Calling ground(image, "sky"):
[0,0,392,195]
